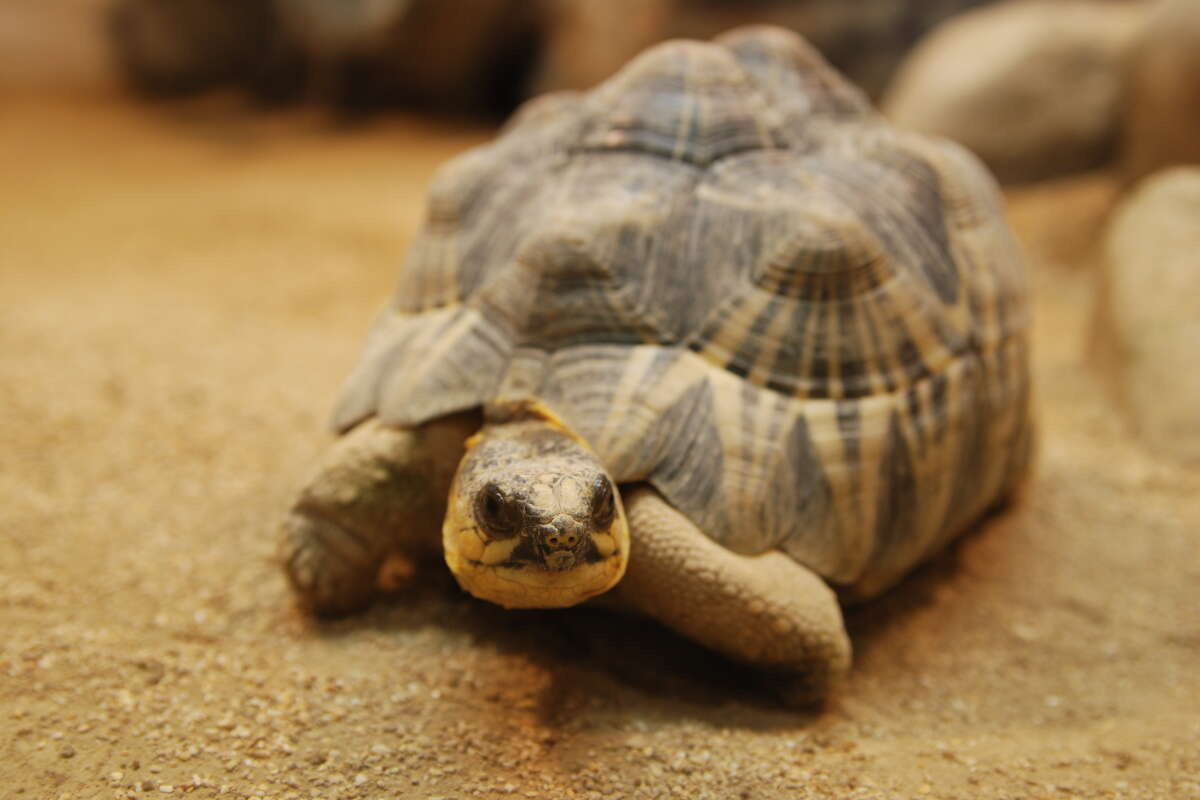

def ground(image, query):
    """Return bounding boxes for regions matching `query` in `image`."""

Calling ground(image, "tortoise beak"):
[544,551,577,571]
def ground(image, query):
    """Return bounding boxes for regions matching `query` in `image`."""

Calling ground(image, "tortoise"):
[281,25,1033,704]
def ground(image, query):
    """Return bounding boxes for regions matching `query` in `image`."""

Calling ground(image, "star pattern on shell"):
[331,26,1033,598]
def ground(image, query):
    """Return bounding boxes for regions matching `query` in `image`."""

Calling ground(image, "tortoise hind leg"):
[281,412,477,616]
[604,486,851,706]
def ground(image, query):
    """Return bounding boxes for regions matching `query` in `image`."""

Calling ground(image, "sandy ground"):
[2,96,1198,800]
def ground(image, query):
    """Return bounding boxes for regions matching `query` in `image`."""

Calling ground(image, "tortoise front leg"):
[605,486,851,706]
[281,413,477,616]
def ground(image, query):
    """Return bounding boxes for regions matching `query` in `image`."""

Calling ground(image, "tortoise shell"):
[332,26,1033,599]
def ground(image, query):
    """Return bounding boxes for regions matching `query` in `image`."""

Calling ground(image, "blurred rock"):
[1101,168,1200,464]
[105,0,1010,116]
[274,0,539,114]
[1121,0,1200,185]
[531,0,673,100]
[108,0,537,114]
[108,0,304,101]
[882,0,1147,184]
[533,0,998,101]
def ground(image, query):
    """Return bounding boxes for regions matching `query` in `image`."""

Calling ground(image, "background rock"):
[1102,167,1200,463]
[882,0,1147,184]
[108,0,302,100]
[104,0,1002,115]
[1121,0,1200,185]
[274,0,540,113]
[533,0,999,101]
[106,0,539,112]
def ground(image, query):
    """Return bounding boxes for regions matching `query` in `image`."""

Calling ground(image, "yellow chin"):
[444,551,627,609]
[443,515,629,610]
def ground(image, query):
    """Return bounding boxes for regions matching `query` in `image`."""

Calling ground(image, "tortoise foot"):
[280,509,379,617]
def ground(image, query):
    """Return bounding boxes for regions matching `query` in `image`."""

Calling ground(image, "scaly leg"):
[606,486,852,706]
[281,412,477,616]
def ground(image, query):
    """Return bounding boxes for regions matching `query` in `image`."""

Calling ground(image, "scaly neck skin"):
[441,404,630,609]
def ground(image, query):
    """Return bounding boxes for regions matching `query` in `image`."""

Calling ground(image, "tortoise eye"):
[591,478,615,527]
[476,483,521,537]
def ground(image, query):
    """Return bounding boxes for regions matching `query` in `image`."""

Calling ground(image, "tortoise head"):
[442,403,629,609]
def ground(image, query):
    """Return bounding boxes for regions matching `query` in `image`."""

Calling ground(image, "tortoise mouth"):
[544,550,577,571]
[442,520,629,610]
[443,546,627,609]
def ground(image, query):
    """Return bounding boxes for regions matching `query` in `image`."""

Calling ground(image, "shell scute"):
[577,40,785,167]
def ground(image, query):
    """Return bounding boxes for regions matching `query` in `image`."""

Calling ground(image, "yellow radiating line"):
[802,395,866,581]
[890,273,958,376]
[701,286,771,374]
[602,351,711,477]
[939,358,970,532]
[848,393,888,561]
[916,366,952,541]
[748,292,798,389]
[852,275,890,397]
[593,346,661,461]
[796,284,821,397]
[410,309,481,384]
[436,229,462,309]
[672,49,696,163]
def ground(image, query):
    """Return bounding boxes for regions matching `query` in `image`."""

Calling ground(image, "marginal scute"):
[642,379,731,538]
[332,307,510,432]
[870,411,920,581]
[332,26,1032,596]
[766,407,839,571]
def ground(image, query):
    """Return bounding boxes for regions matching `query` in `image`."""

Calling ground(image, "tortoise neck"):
[475,402,590,455]
[483,398,561,427]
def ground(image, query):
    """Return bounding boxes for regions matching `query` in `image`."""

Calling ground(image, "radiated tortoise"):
[281,25,1033,705]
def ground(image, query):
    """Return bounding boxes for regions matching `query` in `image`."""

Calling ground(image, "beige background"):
[0,1,118,94]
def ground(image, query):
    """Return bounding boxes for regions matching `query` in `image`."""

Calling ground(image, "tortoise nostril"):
[542,526,580,551]
[540,515,584,551]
